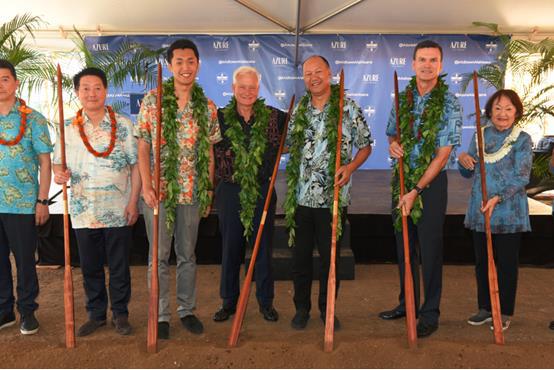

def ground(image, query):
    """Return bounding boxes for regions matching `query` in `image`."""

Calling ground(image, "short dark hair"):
[166,39,199,63]
[302,55,330,69]
[73,67,108,90]
[484,89,524,122]
[0,59,17,80]
[413,40,443,62]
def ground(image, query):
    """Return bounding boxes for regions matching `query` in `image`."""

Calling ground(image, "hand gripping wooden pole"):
[393,71,418,349]
[147,63,163,353]
[323,69,344,353]
[57,64,76,349]
[227,94,296,347]
[472,71,504,345]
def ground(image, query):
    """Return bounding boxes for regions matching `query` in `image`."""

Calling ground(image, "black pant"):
[0,214,39,316]
[292,206,346,314]
[392,171,447,325]
[472,231,521,316]
[216,182,276,309]
[74,226,132,321]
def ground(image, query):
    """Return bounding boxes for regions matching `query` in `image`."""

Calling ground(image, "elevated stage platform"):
[37,170,554,271]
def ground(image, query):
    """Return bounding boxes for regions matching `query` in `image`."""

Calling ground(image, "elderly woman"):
[458,89,533,331]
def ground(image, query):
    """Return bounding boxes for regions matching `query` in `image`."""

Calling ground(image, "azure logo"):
[216,73,228,85]
[91,43,109,51]
[274,90,286,101]
[450,41,467,49]
[390,57,406,66]
[331,41,347,49]
[213,41,229,50]
[272,57,288,65]
[362,74,379,83]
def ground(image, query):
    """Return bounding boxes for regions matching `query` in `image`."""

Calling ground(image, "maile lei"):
[223,97,270,239]
[391,74,447,231]
[284,84,346,246]
[161,77,211,230]
[0,99,32,146]
[72,106,117,157]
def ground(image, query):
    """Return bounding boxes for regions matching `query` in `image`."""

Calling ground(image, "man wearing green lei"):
[137,39,222,339]
[285,55,372,330]
[212,66,286,323]
[379,40,462,338]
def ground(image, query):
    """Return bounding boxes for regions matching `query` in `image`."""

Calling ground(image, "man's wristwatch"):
[414,185,424,195]
[36,198,49,206]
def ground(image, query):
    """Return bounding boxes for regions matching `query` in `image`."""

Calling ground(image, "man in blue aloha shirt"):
[0,59,52,336]
[380,40,463,338]
[285,55,372,330]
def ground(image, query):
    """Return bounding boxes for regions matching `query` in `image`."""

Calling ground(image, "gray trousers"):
[143,201,200,322]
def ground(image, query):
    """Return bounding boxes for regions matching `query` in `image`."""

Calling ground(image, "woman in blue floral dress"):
[458,89,532,331]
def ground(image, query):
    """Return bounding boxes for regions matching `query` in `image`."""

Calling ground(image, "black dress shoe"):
[213,307,236,322]
[549,321,554,330]
[259,306,279,322]
[378,308,406,320]
[291,311,309,330]
[416,321,438,338]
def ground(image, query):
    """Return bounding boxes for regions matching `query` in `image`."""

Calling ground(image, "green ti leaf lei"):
[161,77,211,230]
[284,84,346,246]
[222,97,271,239]
[391,74,448,231]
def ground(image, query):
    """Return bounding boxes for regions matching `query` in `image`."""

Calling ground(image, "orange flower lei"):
[0,98,32,146]
[72,106,117,157]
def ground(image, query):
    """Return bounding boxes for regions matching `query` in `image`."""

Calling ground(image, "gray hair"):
[232,66,261,85]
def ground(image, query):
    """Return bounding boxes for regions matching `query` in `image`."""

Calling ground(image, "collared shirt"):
[53,109,138,229]
[215,105,286,184]
[386,85,463,167]
[0,100,52,214]
[137,89,222,205]
[459,124,533,233]
[286,96,373,208]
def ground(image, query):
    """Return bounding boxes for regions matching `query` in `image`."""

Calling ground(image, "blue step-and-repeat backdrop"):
[85,34,501,169]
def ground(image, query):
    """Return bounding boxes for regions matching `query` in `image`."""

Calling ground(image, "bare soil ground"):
[1,264,553,368]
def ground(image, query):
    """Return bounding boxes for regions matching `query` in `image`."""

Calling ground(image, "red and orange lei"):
[0,98,32,146]
[72,106,117,157]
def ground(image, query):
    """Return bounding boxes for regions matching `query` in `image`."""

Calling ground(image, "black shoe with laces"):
[181,315,204,334]
[259,306,279,322]
[112,315,132,335]
[213,307,236,322]
[77,319,106,337]
[20,312,39,335]
[0,311,16,331]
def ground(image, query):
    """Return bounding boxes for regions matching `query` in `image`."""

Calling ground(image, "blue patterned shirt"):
[386,87,463,168]
[286,96,373,208]
[0,100,52,214]
[459,124,533,233]
[53,109,138,229]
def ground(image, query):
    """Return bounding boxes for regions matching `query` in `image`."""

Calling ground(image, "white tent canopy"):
[2,0,554,51]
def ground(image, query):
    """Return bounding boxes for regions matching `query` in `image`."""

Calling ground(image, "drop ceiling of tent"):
[2,0,553,48]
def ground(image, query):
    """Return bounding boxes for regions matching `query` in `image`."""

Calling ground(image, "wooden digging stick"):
[393,71,418,349]
[472,71,504,345]
[147,63,163,353]
[323,69,345,353]
[57,64,76,349]
[228,94,296,347]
